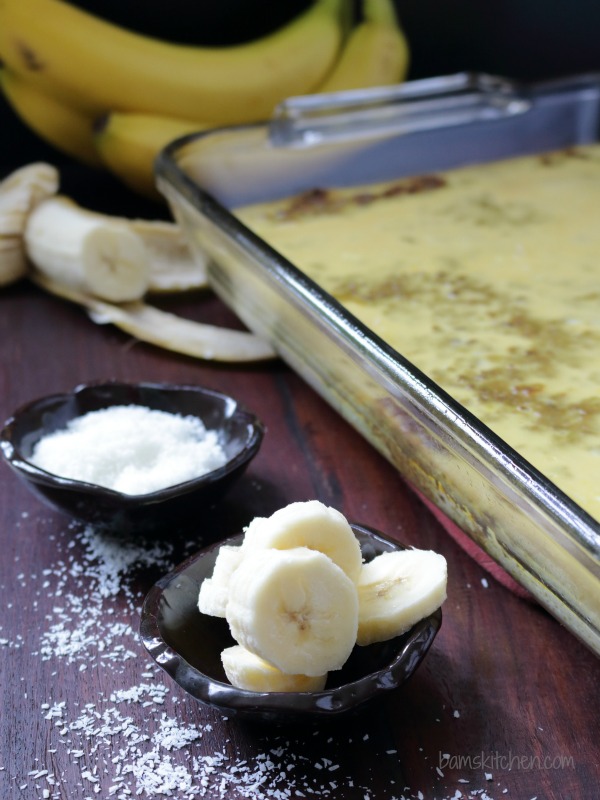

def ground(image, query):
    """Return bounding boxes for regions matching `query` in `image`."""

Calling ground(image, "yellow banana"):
[317,0,409,92]
[94,112,208,199]
[0,68,101,167]
[0,0,346,125]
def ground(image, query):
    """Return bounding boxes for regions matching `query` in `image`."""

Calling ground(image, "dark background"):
[2,0,600,214]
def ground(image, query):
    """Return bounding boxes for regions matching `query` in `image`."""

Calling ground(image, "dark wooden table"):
[1,165,599,800]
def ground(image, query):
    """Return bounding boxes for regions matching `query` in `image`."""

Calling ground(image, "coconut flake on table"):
[3,517,510,800]
[29,404,228,494]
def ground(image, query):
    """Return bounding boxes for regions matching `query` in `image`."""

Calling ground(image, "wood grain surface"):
[3,4,600,792]
[1,270,598,800]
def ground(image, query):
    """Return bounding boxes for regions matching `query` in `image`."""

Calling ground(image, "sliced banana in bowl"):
[140,519,444,722]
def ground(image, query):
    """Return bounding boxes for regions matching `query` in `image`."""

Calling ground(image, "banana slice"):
[30,269,276,363]
[197,545,244,618]
[226,546,358,677]
[221,645,327,693]
[241,500,363,583]
[356,549,447,646]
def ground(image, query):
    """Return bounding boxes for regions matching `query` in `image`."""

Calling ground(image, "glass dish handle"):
[269,72,531,148]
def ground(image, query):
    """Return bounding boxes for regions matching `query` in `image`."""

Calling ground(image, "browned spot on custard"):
[274,175,447,220]
[539,147,592,166]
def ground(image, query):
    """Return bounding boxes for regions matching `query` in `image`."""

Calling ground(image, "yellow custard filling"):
[236,146,600,522]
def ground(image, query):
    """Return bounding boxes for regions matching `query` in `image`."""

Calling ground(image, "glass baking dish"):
[156,72,600,656]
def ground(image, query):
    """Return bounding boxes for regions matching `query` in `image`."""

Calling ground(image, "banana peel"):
[31,269,276,363]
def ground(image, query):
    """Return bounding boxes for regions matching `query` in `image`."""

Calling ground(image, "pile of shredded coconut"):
[0,515,510,800]
[30,405,228,494]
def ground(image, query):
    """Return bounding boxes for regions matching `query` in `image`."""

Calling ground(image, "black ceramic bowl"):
[140,523,442,722]
[0,381,264,532]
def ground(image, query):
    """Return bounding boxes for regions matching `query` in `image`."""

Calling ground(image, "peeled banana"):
[0,159,273,362]
[25,195,151,302]
[127,218,207,294]
[0,161,58,286]
[0,0,346,125]
[24,194,210,301]
[316,0,410,92]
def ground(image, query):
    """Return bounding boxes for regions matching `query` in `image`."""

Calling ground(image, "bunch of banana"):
[0,0,409,199]
[198,500,447,692]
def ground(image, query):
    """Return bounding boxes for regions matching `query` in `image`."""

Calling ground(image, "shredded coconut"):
[29,404,227,494]
[1,515,511,800]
